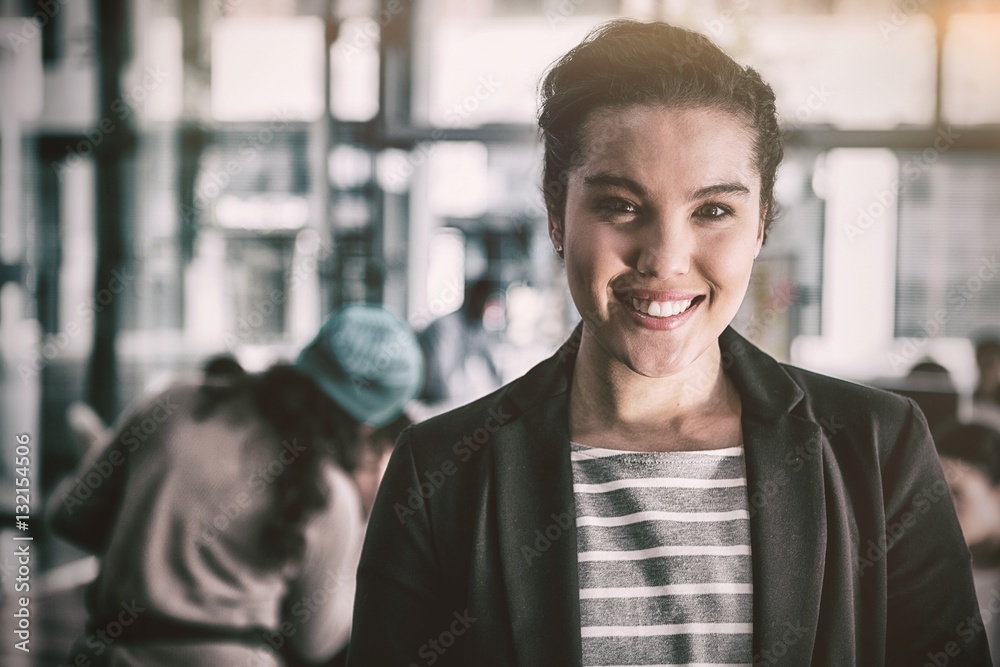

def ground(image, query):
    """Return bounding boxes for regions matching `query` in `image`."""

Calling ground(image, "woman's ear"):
[755,210,767,258]
[548,212,564,255]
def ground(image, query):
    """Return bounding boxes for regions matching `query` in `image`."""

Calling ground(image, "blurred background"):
[0,0,998,661]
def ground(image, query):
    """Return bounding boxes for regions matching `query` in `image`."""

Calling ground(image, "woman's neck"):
[568,329,741,452]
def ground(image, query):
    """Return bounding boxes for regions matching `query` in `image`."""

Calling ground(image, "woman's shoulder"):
[777,362,926,447]
[781,363,912,409]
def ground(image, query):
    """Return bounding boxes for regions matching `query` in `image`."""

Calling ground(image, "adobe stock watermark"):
[752,621,808,666]
[545,0,587,29]
[380,76,502,191]
[843,126,961,244]
[521,511,572,566]
[745,412,844,519]
[0,554,16,588]
[856,477,950,576]
[393,405,513,523]
[18,269,136,382]
[180,107,294,228]
[887,254,998,372]
[5,0,70,53]
[60,394,182,515]
[408,609,477,667]
[259,567,354,657]
[442,75,502,127]
[742,280,796,343]
[783,415,844,473]
[223,229,333,348]
[930,581,996,667]
[787,84,834,125]
[215,0,247,14]
[192,438,306,549]
[54,66,170,181]
[552,296,618,367]
[877,0,932,40]
[338,0,411,63]
[681,281,797,405]
[58,600,146,667]
[409,278,463,331]
[703,0,751,39]
[856,457,974,578]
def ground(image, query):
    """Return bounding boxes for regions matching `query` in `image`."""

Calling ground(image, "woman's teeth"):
[631,297,694,318]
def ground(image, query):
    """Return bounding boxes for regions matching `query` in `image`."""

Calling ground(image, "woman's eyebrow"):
[581,175,751,202]
[689,183,751,200]
[582,173,648,197]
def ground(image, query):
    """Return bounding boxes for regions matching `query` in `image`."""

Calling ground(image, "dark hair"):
[937,422,1000,486]
[195,358,361,568]
[976,338,1000,366]
[538,19,783,239]
[908,359,950,376]
[202,353,245,379]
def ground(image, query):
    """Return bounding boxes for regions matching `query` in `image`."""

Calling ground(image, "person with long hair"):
[347,20,988,666]
[49,305,423,667]
[939,422,1000,665]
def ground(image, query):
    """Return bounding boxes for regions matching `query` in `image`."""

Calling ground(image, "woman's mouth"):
[617,292,706,329]
[629,297,699,318]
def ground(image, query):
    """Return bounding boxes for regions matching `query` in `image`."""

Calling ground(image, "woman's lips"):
[615,291,705,330]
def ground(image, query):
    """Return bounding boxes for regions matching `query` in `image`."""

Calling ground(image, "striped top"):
[571,443,753,667]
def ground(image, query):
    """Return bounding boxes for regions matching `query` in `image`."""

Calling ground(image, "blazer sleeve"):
[882,398,992,664]
[347,428,460,667]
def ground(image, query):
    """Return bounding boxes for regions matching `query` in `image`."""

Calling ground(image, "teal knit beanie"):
[296,305,424,427]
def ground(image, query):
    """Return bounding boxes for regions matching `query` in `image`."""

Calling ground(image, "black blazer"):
[348,326,991,666]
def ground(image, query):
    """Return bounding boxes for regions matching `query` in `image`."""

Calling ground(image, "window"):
[895,154,1000,339]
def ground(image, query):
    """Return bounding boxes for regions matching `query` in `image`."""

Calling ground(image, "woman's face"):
[942,457,1000,549]
[551,104,764,378]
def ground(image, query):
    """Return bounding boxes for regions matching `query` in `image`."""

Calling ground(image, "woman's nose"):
[636,216,693,278]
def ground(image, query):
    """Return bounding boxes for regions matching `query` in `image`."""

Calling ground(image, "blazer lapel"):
[492,335,583,666]
[722,327,827,662]
[742,410,827,662]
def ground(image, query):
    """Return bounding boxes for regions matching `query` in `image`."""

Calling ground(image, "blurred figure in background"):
[976,337,1000,408]
[417,278,502,411]
[938,422,1000,665]
[47,305,423,667]
[351,412,413,520]
[902,358,959,435]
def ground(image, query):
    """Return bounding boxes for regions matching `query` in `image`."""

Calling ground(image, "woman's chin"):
[618,348,697,379]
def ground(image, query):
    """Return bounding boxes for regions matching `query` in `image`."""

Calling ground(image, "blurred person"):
[938,422,1000,665]
[417,278,502,409]
[351,412,413,520]
[48,305,423,667]
[284,412,411,667]
[901,358,960,434]
[348,20,989,666]
[976,337,1000,408]
[909,359,953,378]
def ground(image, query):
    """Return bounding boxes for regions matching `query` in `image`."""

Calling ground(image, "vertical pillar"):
[87,0,133,421]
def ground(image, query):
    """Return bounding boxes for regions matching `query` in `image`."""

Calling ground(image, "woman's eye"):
[695,203,733,219]
[599,198,638,216]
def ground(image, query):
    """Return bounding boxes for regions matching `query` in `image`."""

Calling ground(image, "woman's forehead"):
[572,104,760,187]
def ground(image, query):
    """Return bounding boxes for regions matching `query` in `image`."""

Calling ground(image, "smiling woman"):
[347,19,990,667]
[559,106,763,455]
